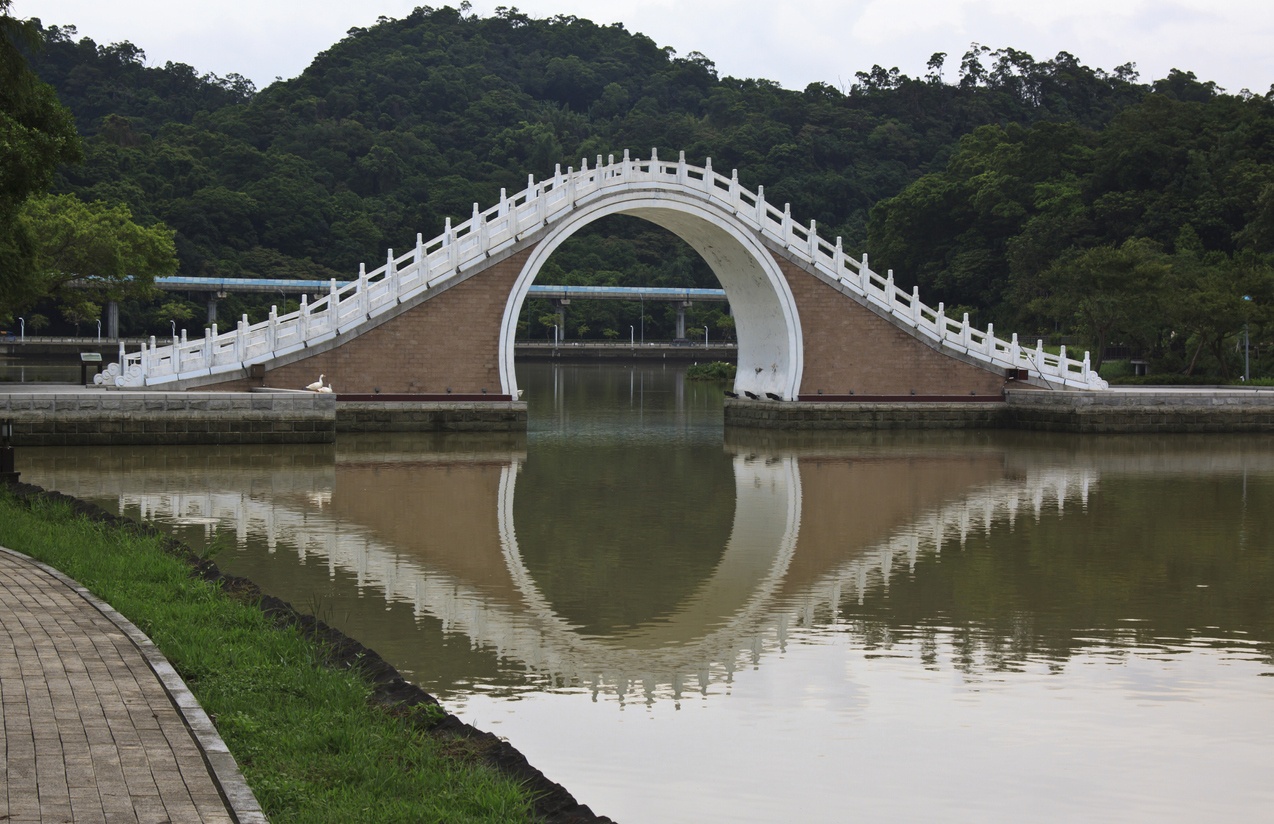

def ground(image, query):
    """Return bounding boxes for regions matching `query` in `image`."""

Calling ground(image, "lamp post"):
[18,317,23,341]
[1243,295,1252,383]
[704,325,709,346]
[170,320,176,340]
[0,419,17,485]
[96,319,101,342]
[629,325,634,347]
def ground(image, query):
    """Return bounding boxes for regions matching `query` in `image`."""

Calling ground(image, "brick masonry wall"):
[208,248,534,395]
[773,254,1007,398]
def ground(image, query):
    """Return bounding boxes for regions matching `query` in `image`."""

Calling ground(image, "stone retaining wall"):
[0,392,336,446]
[725,398,1009,430]
[726,388,1274,433]
[1005,388,1274,433]
[336,401,527,432]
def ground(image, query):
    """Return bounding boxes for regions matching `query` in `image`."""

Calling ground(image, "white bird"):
[305,374,326,392]
[317,383,334,394]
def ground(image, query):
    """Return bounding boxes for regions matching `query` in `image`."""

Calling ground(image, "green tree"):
[1166,248,1274,377]
[1031,238,1169,369]
[0,0,83,309]
[18,193,178,315]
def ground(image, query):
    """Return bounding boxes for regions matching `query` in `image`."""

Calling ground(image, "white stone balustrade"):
[100,151,1107,390]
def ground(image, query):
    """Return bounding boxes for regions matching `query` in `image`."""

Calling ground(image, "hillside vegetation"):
[15,5,1274,376]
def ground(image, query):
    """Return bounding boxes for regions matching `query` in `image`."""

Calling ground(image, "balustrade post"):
[565,170,575,208]
[621,149,630,180]
[204,327,213,365]
[1010,332,1020,364]
[936,303,946,340]
[755,185,766,226]
[447,217,459,268]
[781,203,792,243]
[985,323,994,354]
[1059,345,1068,375]
[677,150,687,184]
[386,249,398,301]
[1036,340,1045,374]
[962,313,971,347]
[703,157,713,194]
[473,202,485,251]
[498,188,507,217]
[834,237,844,277]
[808,220,818,258]
[885,269,895,304]
[268,307,278,351]
[859,253,870,293]
[729,169,739,203]
[912,286,922,324]
[236,317,246,362]
[1082,351,1092,382]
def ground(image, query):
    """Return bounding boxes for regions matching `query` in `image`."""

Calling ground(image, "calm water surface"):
[18,361,1274,822]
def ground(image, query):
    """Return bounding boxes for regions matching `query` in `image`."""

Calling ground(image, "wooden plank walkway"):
[0,546,265,823]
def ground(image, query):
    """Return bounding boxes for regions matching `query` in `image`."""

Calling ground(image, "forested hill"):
[22,6,1274,375]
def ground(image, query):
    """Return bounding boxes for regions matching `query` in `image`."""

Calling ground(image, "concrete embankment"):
[6,385,1274,443]
[0,388,526,445]
[725,387,1274,433]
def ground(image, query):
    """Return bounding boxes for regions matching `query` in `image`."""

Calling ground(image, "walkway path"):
[0,545,265,823]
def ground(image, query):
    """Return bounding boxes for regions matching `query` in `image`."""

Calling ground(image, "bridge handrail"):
[102,150,1105,390]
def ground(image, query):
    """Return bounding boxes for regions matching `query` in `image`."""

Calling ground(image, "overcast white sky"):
[15,0,1274,95]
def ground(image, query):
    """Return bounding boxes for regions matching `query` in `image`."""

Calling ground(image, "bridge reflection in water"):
[19,430,1272,706]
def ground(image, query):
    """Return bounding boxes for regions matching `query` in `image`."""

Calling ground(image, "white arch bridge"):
[100,151,1107,397]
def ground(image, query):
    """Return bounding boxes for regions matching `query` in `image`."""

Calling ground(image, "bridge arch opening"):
[499,192,804,400]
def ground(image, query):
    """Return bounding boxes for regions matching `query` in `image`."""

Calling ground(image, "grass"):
[0,489,534,823]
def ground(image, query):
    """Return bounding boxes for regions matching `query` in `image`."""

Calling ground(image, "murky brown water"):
[17,362,1274,822]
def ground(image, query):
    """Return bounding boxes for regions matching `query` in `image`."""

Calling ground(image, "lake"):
[17,361,1274,822]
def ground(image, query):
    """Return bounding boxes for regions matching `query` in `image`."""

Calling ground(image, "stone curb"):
[0,544,268,823]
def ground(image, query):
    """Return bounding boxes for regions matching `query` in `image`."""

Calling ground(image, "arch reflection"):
[17,433,1274,703]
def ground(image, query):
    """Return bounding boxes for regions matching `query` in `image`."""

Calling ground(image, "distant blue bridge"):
[153,277,728,340]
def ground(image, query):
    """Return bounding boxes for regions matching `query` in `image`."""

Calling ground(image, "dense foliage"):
[0,0,82,309]
[13,4,1274,376]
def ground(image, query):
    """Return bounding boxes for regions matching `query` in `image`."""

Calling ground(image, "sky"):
[15,0,1274,95]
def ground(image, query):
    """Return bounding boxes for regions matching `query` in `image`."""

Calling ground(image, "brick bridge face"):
[209,242,1004,399]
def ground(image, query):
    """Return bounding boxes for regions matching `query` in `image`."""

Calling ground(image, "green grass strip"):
[0,490,533,823]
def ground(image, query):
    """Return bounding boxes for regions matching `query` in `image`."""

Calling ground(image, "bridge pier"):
[553,298,569,341]
[104,301,119,339]
[674,300,691,340]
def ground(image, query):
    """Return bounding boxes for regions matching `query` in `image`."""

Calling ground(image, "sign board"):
[80,352,103,362]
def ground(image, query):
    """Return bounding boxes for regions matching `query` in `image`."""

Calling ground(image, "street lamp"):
[170,320,176,339]
[1243,295,1253,382]
[96,319,101,342]
[629,325,634,347]
[18,317,23,341]
[704,325,709,346]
